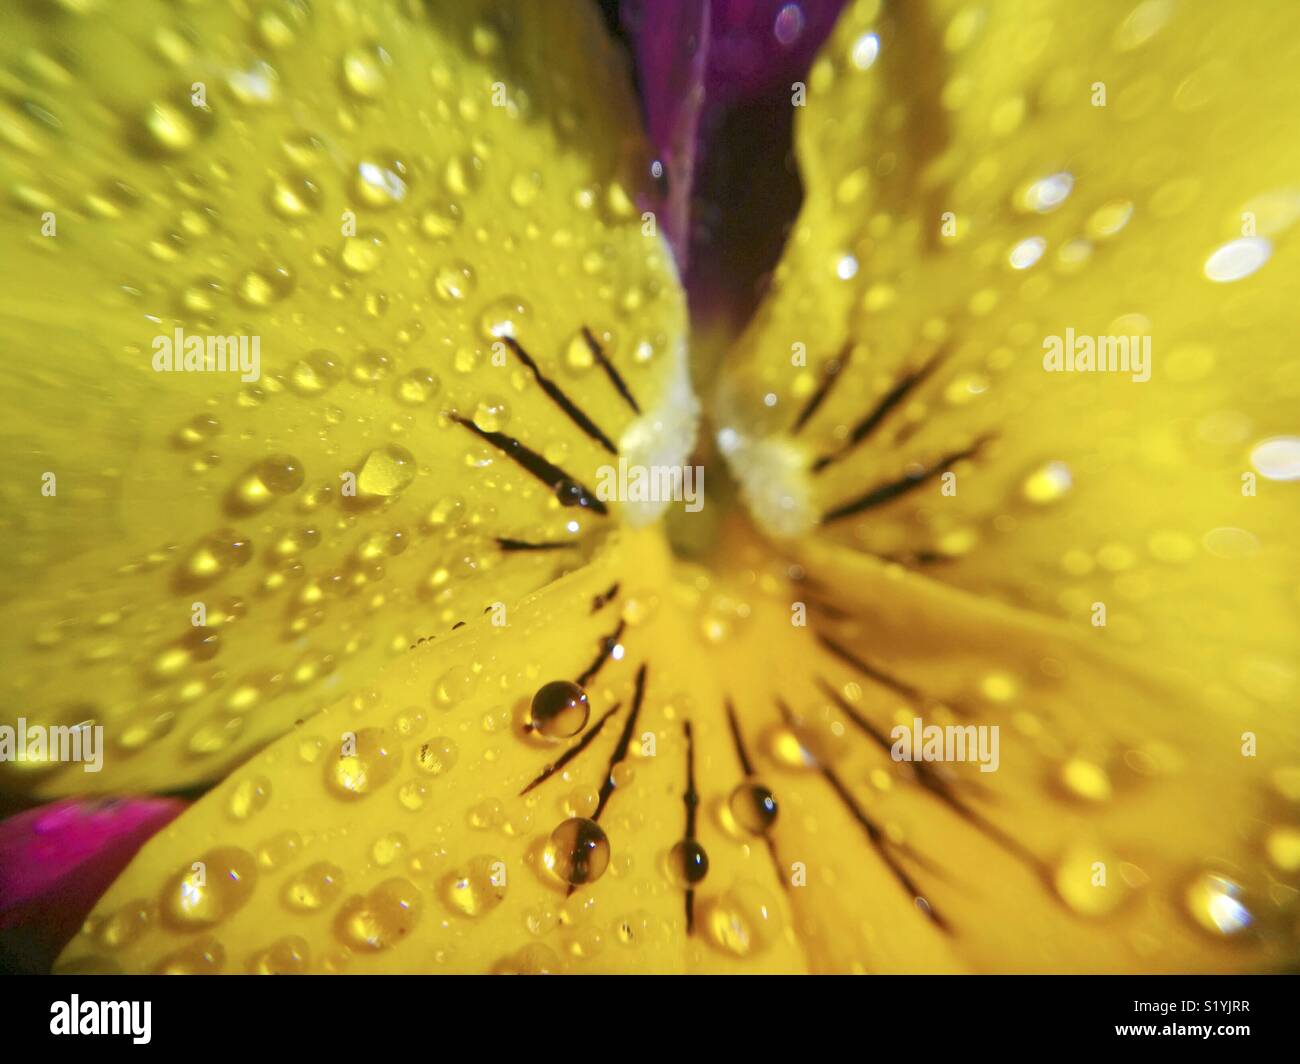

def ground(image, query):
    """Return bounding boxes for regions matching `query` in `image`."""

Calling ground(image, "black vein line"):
[726,700,794,897]
[777,699,948,932]
[593,663,647,821]
[791,344,851,435]
[495,537,580,552]
[817,632,974,718]
[814,676,1046,877]
[450,413,608,514]
[725,700,755,776]
[682,719,699,934]
[519,702,622,795]
[821,435,992,525]
[590,582,620,613]
[575,619,626,688]
[816,633,922,701]
[583,326,641,415]
[811,348,946,473]
[503,336,618,455]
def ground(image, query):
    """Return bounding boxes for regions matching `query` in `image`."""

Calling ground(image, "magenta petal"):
[0,797,184,971]
[623,0,710,268]
[626,0,847,312]
[705,0,848,108]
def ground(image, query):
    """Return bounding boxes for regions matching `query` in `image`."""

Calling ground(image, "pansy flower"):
[1,0,1297,975]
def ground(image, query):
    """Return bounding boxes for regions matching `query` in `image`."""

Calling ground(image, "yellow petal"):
[0,0,690,795]
[713,0,1300,968]
[58,526,816,974]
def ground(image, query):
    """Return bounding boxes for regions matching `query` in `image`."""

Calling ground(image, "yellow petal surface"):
[58,526,822,974]
[712,0,1300,968]
[0,0,690,796]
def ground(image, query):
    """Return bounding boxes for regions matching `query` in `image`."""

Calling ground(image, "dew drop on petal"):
[1249,436,1300,481]
[1184,872,1252,936]
[529,680,590,738]
[335,878,422,950]
[850,31,880,70]
[1203,236,1271,282]
[1008,235,1046,269]
[1020,172,1073,213]
[547,817,610,886]
[728,782,779,834]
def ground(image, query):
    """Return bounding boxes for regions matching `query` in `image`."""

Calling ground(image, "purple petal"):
[0,797,184,972]
[706,0,849,109]
[625,0,847,313]
[623,0,710,268]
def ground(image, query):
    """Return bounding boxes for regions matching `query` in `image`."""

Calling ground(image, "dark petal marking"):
[502,336,618,455]
[495,537,580,552]
[575,619,626,688]
[519,702,622,796]
[777,699,948,932]
[811,347,947,473]
[814,675,1046,876]
[583,326,641,415]
[682,719,699,933]
[592,663,647,821]
[820,435,993,526]
[791,343,851,435]
[816,631,975,718]
[450,413,608,514]
[590,581,620,613]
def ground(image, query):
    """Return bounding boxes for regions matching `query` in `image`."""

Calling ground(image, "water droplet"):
[227,455,305,513]
[371,831,409,868]
[1265,826,1300,872]
[706,883,782,956]
[1086,199,1134,239]
[335,878,422,950]
[1250,436,1300,481]
[547,817,610,886]
[1053,846,1129,916]
[1059,758,1112,802]
[289,350,344,395]
[667,839,709,887]
[1204,236,1271,283]
[176,529,253,590]
[509,171,542,207]
[356,444,416,499]
[236,264,294,308]
[268,173,321,219]
[850,31,880,70]
[161,847,258,928]
[354,156,408,207]
[340,46,389,99]
[472,396,510,432]
[1019,172,1073,213]
[728,782,779,834]
[1184,871,1252,936]
[1008,235,1047,269]
[138,100,200,154]
[433,260,476,302]
[326,727,402,799]
[1021,460,1072,504]
[529,681,590,738]
[395,367,441,405]
[340,230,385,274]
[226,775,272,820]
[433,664,478,708]
[283,861,344,912]
[246,935,310,974]
[442,855,507,916]
[420,200,462,240]
[155,936,225,974]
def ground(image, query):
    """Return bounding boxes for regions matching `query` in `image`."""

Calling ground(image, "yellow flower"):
[1,0,1296,974]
